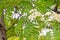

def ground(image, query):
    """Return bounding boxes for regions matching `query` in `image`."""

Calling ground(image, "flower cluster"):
[28,9,41,21]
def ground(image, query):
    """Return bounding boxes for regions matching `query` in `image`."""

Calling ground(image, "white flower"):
[40,28,53,36]
[45,12,52,16]
[29,9,36,13]
[49,15,54,20]
[47,19,52,21]
[22,13,27,17]
[40,28,50,36]
[32,3,35,7]
[29,9,41,16]
[45,19,52,22]
[12,11,21,19]
[40,15,45,21]
[12,13,20,19]
[32,21,38,25]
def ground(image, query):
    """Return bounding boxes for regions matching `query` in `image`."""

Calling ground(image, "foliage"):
[0,0,60,40]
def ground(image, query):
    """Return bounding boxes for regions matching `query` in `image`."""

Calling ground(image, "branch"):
[46,0,60,14]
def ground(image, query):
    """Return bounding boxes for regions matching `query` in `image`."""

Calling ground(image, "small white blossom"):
[49,15,54,20]
[40,15,45,21]
[45,12,52,16]
[22,13,27,17]
[12,11,21,19]
[12,12,20,19]
[29,9,36,13]
[39,28,53,36]
[46,18,53,22]
[32,3,35,7]
[45,22,51,27]
[47,19,52,21]
[32,21,38,25]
